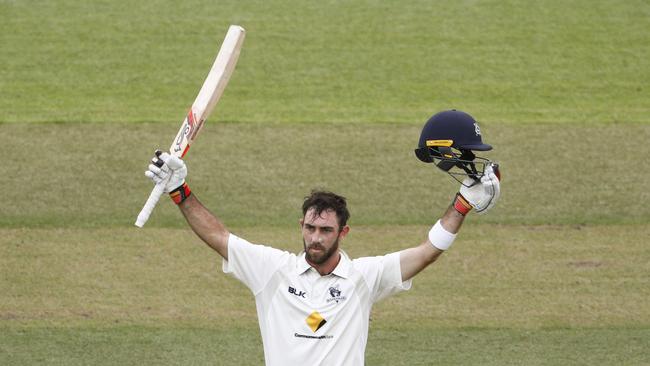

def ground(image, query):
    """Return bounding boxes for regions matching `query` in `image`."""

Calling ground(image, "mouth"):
[308,244,324,252]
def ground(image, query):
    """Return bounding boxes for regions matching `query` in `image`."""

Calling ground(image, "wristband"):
[428,220,457,251]
[452,193,472,216]
[170,182,191,204]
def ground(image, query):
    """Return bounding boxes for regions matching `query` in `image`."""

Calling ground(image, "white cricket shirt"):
[222,234,412,366]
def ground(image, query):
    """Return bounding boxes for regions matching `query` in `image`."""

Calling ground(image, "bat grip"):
[134,180,167,227]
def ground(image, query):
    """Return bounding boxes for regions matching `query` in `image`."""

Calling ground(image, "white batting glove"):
[144,150,188,193]
[459,163,501,214]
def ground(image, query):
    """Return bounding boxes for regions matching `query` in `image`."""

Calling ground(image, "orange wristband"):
[453,193,472,216]
[170,183,191,204]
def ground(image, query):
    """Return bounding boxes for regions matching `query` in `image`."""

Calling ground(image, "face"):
[300,208,349,265]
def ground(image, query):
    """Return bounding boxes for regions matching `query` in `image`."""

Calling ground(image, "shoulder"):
[350,251,410,302]
[227,233,297,268]
[351,252,400,270]
[224,234,300,294]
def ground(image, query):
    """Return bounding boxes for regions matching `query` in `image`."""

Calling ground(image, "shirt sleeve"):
[222,233,291,295]
[353,251,412,303]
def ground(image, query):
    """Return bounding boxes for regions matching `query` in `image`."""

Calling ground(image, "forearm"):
[400,241,443,281]
[439,203,465,234]
[400,205,465,281]
[178,194,230,259]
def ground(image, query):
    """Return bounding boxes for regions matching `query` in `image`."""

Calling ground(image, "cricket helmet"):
[414,110,493,186]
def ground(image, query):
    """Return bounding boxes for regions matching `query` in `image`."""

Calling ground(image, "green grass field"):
[1,0,649,365]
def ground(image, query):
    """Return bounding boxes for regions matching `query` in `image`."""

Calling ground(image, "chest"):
[282,271,354,310]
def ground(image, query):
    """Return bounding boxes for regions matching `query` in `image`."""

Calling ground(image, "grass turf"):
[2,122,649,228]
[1,326,648,365]
[1,225,648,364]
[1,0,649,124]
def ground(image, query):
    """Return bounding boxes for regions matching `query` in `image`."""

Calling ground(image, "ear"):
[299,218,304,227]
[338,225,350,239]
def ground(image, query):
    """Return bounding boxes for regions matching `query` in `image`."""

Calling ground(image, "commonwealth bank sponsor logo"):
[305,311,327,332]
[295,333,333,340]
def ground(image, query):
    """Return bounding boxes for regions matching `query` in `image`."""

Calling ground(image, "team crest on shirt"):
[327,285,347,303]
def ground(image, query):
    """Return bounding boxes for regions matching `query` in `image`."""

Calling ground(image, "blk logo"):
[288,286,307,298]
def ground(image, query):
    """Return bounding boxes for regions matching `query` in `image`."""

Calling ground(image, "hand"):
[144,150,188,193]
[459,163,501,214]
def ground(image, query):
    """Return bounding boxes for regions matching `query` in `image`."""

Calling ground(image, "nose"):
[310,231,323,244]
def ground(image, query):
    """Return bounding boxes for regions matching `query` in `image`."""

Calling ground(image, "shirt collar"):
[297,250,351,278]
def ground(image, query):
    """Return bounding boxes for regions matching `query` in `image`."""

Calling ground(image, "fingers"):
[144,170,162,183]
[151,150,165,167]
[484,164,493,176]
[144,149,188,193]
[480,169,495,189]
[145,169,162,184]
[482,164,494,180]
[478,165,492,188]
[149,149,186,172]
[154,151,186,170]
[145,161,170,184]
[484,163,501,181]
[480,163,499,185]
[148,163,160,175]
[491,171,501,201]
[476,168,500,215]
[481,178,494,203]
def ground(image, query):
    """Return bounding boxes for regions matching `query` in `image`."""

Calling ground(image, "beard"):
[303,237,340,265]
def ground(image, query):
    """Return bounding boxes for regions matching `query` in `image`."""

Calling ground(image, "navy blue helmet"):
[415,110,493,185]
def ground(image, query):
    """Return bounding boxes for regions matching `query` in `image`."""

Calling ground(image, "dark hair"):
[302,190,350,229]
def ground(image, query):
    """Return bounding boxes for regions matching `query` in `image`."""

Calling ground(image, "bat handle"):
[134,180,167,227]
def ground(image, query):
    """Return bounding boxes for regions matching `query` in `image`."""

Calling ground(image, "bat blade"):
[170,25,246,158]
[135,25,245,228]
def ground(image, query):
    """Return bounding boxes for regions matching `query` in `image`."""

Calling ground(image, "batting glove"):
[145,150,188,193]
[457,163,501,214]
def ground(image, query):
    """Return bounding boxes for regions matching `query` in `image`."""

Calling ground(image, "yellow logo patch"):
[306,311,327,332]
[426,139,453,147]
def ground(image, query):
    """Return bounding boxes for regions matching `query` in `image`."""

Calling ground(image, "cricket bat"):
[135,25,246,227]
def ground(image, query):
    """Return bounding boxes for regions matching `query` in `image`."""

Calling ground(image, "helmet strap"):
[434,147,459,172]
[425,147,490,186]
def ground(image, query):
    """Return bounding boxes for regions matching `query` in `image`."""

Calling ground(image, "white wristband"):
[428,220,457,251]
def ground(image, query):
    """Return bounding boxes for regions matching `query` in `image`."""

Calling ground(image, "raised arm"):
[145,151,230,259]
[399,205,464,281]
[178,194,230,259]
[399,164,501,281]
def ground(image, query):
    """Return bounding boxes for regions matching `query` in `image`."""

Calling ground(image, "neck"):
[308,251,341,276]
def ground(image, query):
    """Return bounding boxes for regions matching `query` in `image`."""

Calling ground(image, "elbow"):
[423,242,444,265]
